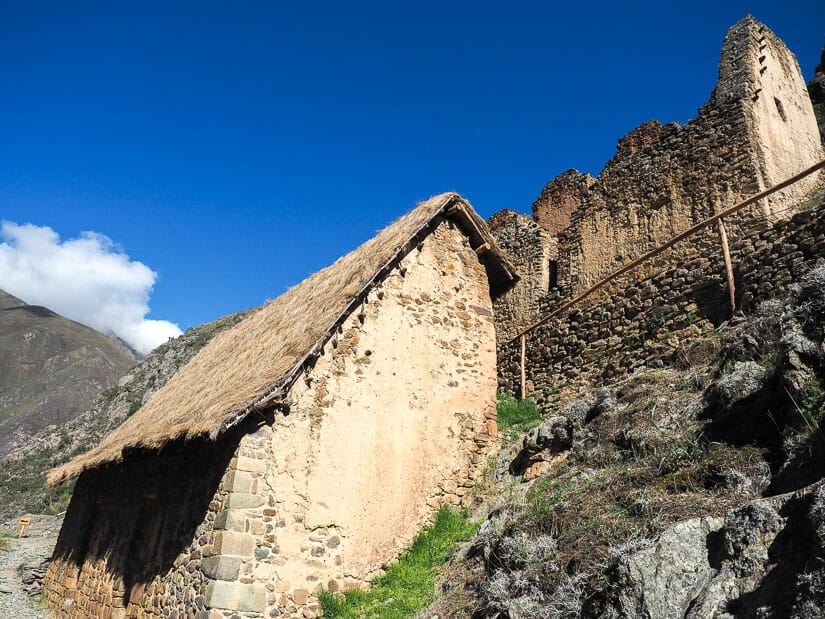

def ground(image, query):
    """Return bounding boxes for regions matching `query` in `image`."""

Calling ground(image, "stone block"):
[201,556,241,581]
[293,588,309,605]
[226,493,265,509]
[205,581,266,612]
[215,509,247,532]
[233,456,267,473]
[214,531,256,557]
[225,470,255,493]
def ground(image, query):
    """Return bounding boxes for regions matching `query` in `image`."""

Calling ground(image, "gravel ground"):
[0,515,60,619]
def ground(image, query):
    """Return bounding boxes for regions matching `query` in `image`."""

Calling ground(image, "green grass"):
[496,393,542,435]
[0,529,14,552]
[318,507,479,618]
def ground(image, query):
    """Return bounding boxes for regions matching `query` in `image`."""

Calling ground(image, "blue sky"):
[1,1,822,348]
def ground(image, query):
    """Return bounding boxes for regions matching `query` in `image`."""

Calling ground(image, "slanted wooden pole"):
[509,158,825,343]
[716,217,736,313]
[520,334,527,400]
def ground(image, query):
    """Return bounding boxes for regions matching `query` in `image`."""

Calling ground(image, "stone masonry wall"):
[224,218,497,618]
[42,436,238,619]
[529,17,823,297]
[491,16,824,398]
[807,44,825,145]
[488,210,556,341]
[497,194,825,411]
[44,217,499,619]
[531,169,595,236]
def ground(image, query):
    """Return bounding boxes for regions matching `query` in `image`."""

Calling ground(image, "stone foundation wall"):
[44,218,499,619]
[497,196,825,411]
[42,437,237,619]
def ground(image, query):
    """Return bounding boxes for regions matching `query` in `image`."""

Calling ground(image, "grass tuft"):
[496,393,542,435]
[319,507,478,618]
[0,529,14,552]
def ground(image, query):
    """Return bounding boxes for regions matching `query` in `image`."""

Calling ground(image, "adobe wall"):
[43,218,499,619]
[497,195,825,411]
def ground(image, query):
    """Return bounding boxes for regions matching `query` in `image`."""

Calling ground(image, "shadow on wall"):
[49,425,247,611]
[691,274,731,327]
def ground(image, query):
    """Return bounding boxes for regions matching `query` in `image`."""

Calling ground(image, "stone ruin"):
[493,16,825,345]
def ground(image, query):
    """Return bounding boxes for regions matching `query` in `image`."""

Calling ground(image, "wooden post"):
[717,217,736,313]
[520,334,527,400]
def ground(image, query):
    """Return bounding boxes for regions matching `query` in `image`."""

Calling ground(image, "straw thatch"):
[48,193,517,486]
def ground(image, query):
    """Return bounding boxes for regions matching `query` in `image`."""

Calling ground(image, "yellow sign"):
[18,517,31,538]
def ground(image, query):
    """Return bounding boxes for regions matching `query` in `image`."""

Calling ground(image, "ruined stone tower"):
[493,16,825,341]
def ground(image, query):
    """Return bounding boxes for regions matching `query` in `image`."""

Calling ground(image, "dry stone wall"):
[497,195,825,410]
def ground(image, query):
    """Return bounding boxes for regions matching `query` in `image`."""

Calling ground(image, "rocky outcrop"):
[597,480,825,618]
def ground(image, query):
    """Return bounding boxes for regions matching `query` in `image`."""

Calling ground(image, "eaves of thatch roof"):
[48,192,517,486]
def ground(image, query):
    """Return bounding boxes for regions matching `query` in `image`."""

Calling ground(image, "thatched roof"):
[48,193,517,486]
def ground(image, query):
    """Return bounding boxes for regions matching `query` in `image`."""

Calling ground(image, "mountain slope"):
[0,290,136,459]
[0,307,254,520]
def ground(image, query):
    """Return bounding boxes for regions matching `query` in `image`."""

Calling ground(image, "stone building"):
[494,16,825,340]
[42,193,517,618]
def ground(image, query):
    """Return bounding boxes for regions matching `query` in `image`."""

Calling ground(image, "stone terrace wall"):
[498,195,825,410]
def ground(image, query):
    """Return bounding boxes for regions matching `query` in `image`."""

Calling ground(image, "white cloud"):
[0,221,182,355]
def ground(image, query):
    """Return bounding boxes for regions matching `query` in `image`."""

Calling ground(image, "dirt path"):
[0,515,60,619]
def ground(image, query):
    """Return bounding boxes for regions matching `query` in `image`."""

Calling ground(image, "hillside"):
[0,289,136,460]
[423,205,825,618]
[0,306,254,521]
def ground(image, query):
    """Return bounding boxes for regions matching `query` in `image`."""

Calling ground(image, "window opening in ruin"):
[548,260,558,290]
[774,97,787,122]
